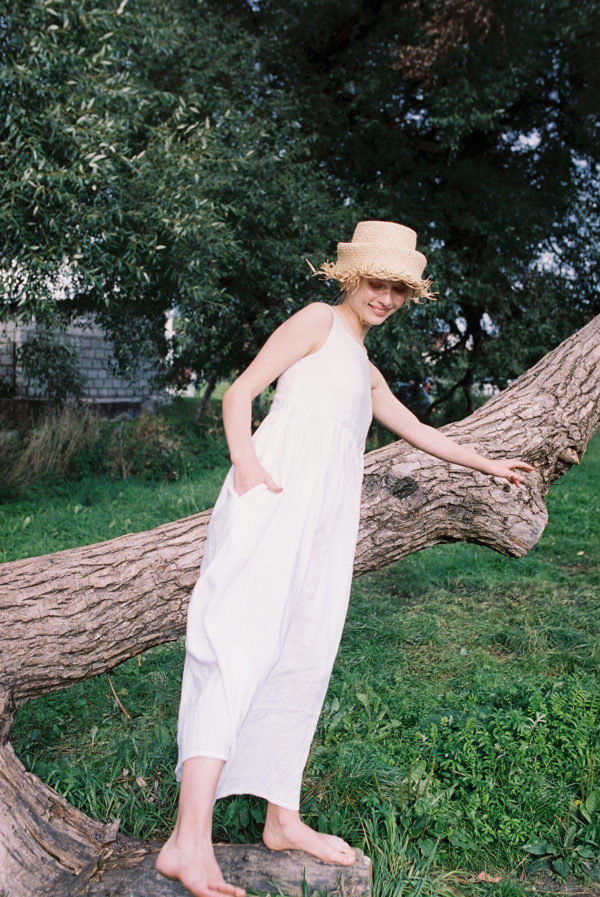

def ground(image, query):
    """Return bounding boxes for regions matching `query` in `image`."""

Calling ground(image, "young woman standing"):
[156,221,533,897]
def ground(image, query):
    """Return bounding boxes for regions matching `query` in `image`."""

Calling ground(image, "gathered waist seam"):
[267,400,369,447]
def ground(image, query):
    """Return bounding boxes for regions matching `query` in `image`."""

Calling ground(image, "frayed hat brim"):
[315,260,436,302]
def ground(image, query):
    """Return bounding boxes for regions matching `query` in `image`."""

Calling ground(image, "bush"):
[17,334,86,405]
[104,415,184,482]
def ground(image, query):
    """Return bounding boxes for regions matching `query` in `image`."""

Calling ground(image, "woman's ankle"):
[169,823,214,849]
[265,803,300,829]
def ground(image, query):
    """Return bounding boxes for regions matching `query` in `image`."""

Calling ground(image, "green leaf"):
[582,790,600,819]
[448,830,476,851]
[523,841,551,856]
[356,693,369,711]
[418,838,436,857]
[551,858,570,880]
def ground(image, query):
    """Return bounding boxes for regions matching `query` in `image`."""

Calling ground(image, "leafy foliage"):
[2,0,223,334]
[0,398,231,491]
[17,333,85,403]
[1,0,599,412]
[0,0,341,384]
[238,0,600,410]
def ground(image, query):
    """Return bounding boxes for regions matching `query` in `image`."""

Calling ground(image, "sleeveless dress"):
[176,304,373,810]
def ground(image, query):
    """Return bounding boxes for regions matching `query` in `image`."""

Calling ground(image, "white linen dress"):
[176,303,373,810]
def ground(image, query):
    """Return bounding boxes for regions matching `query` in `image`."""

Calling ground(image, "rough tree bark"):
[1,314,599,897]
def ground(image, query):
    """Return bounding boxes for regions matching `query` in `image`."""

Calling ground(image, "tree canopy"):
[1,0,598,413]
[239,0,600,409]
[1,0,338,377]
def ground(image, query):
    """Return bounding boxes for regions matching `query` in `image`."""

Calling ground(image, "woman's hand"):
[484,458,535,487]
[233,461,283,497]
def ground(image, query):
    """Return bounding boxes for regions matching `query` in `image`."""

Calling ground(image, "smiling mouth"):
[369,305,390,315]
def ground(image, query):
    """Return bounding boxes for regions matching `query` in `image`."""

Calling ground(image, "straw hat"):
[317,220,434,301]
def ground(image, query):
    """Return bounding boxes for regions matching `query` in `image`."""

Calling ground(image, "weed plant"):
[5,404,600,896]
[0,405,102,488]
[0,397,231,496]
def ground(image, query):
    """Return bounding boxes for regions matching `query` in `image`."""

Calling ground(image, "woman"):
[156,221,533,897]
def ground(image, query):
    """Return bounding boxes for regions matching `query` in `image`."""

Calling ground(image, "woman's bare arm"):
[370,364,534,485]
[223,303,333,494]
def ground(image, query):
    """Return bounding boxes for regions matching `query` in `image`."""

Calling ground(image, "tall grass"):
[0,406,102,486]
[0,397,231,496]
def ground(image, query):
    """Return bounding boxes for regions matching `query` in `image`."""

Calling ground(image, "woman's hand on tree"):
[485,458,534,487]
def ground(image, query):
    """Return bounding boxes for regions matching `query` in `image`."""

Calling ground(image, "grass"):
[4,405,600,896]
[0,398,232,562]
[0,466,230,563]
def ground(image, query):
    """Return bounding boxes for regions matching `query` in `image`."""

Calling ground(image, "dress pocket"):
[232,482,268,501]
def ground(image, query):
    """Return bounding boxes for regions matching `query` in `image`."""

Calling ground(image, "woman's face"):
[344,277,408,326]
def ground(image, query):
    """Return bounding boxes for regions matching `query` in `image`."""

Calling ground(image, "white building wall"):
[0,318,163,406]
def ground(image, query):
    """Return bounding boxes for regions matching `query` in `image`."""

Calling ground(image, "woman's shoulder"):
[292,301,335,322]
[277,302,334,358]
[287,301,334,334]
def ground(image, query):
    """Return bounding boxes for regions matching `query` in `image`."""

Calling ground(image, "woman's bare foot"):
[156,831,246,897]
[263,804,356,866]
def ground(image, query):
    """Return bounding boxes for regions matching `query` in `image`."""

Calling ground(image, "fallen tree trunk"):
[83,843,370,897]
[1,313,599,896]
[0,736,370,897]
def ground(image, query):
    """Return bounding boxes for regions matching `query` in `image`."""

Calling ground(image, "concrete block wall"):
[0,318,162,406]
[0,322,17,390]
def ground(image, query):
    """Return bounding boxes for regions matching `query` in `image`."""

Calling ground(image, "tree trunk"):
[1,313,599,896]
[196,372,218,419]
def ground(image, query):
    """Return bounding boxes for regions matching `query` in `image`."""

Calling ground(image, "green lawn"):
[5,427,600,897]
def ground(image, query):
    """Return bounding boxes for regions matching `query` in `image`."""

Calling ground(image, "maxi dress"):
[176,304,373,811]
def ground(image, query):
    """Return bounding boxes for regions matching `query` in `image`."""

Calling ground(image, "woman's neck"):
[337,300,370,342]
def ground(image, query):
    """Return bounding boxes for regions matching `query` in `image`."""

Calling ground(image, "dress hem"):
[175,750,229,782]
[215,784,300,812]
